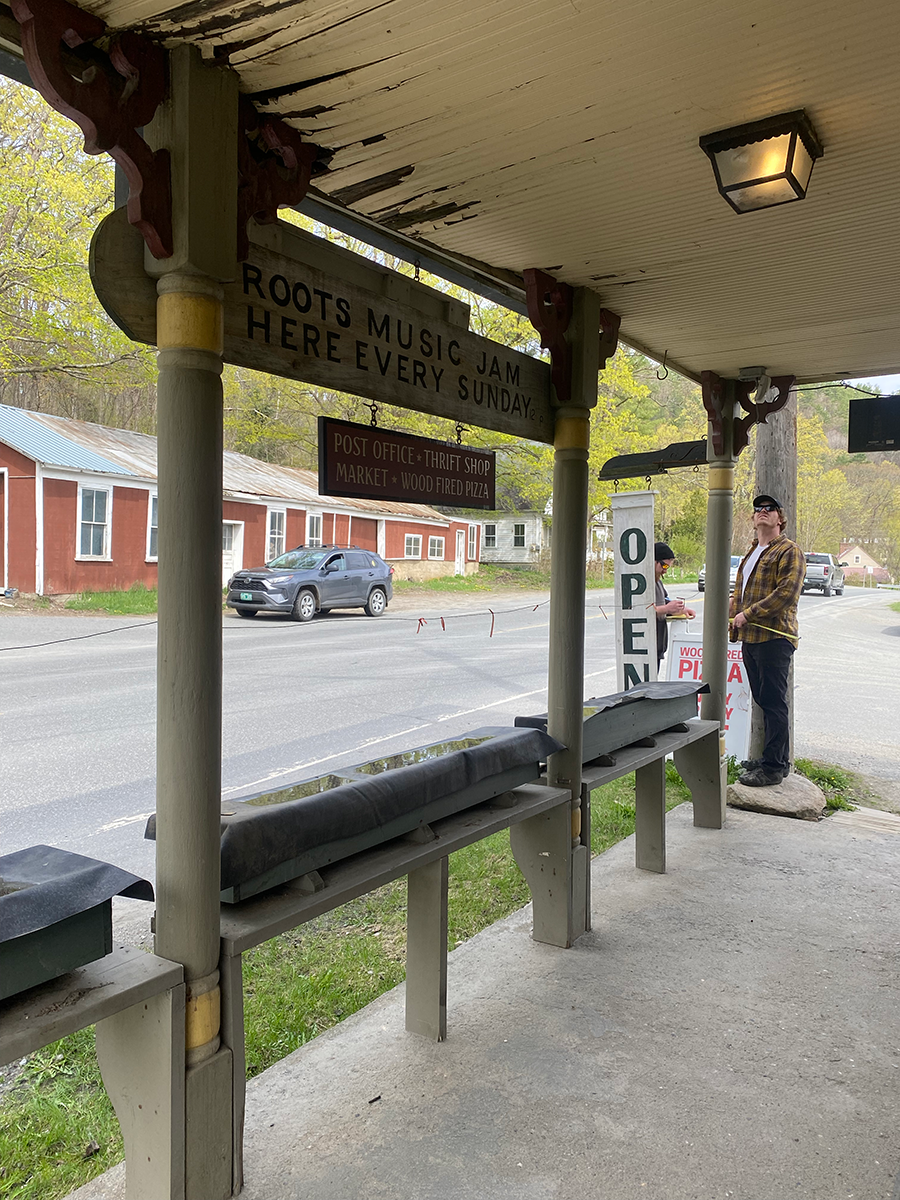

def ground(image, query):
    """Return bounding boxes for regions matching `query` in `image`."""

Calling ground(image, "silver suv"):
[227,546,394,621]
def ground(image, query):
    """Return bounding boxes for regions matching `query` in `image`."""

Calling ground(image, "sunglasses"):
[754,504,778,513]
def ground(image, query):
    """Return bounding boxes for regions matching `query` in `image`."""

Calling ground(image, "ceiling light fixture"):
[699,110,823,213]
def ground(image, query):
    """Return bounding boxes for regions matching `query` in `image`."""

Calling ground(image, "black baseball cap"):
[753,494,782,509]
[655,542,676,561]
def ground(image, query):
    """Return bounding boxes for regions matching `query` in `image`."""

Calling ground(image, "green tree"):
[0,80,156,427]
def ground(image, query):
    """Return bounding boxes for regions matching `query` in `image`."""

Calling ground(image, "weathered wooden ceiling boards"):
[6,0,900,383]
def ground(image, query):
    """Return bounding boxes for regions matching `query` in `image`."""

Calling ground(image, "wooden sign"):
[90,209,554,444]
[318,417,495,508]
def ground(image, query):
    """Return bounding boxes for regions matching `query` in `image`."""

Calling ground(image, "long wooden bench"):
[0,945,184,1200]
[217,779,572,1192]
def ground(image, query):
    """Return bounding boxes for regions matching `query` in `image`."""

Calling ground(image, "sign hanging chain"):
[368,402,379,428]
[456,422,467,446]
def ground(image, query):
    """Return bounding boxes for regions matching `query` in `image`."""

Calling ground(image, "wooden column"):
[545,288,602,945]
[751,384,799,767]
[700,378,736,796]
[147,45,239,1200]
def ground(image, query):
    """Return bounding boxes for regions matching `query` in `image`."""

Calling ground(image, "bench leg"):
[406,856,448,1040]
[96,982,186,1200]
[635,758,666,873]
[510,802,573,948]
[219,952,245,1196]
[673,728,726,828]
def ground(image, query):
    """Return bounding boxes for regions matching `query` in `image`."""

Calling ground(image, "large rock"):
[727,772,826,821]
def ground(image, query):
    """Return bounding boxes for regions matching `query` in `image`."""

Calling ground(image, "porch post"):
[699,378,736,793]
[148,45,238,1200]
[546,288,602,944]
[750,385,799,766]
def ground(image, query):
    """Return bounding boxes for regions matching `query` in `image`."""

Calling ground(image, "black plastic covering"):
[216,727,562,890]
[0,845,153,943]
[515,680,710,730]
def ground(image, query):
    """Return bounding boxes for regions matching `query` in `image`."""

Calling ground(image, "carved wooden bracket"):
[702,370,795,457]
[734,375,795,455]
[237,96,323,261]
[12,0,172,259]
[598,308,621,371]
[523,268,573,405]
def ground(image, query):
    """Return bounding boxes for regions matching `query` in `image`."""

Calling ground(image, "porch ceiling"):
[38,1,900,381]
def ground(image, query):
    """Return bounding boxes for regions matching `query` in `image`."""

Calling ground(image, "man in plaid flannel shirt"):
[729,494,805,787]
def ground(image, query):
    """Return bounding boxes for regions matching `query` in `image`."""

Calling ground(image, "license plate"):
[240,592,253,601]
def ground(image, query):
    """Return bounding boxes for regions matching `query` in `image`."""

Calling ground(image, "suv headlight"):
[267,575,294,585]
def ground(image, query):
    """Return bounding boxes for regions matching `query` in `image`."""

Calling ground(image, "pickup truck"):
[802,553,846,596]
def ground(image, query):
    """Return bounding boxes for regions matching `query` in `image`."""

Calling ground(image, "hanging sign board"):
[318,417,496,508]
[665,632,751,760]
[847,396,900,452]
[90,209,554,444]
[610,491,657,690]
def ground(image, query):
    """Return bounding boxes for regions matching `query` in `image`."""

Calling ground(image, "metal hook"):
[455,422,466,446]
[613,478,620,492]
[656,350,669,381]
[368,402,379,428]
[414,259,421,283]
[645,476,652,489]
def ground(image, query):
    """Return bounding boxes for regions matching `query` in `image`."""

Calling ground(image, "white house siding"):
[480,513,544,565]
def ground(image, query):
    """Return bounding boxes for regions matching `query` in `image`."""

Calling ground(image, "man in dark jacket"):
[729,495,805,787]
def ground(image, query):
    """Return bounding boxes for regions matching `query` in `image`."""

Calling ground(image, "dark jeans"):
[742,638,795,775]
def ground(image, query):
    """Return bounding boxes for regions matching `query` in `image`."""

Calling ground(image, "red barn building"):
[0,405,481,595]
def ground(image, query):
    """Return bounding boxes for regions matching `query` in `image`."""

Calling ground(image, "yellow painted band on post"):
[708,466,735,490]
[185,986,221,1049]
[554,416,590,451]
[158,292,224,354]
[571,805,582,839]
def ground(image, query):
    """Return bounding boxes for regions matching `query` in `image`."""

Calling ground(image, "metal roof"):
[0,403,132,476]
[35,0,896,385]
[0,405,450,520]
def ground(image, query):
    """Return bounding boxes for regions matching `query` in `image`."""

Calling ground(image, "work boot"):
[739,766,784,787]
[740,758,763,771]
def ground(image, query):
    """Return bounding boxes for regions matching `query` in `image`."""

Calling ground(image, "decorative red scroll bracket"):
[524,268,573,404]
[237,96,324,262]
[12,0,173,258]
[701,371,796,457]
[598,308,621,371]
[523,271,621,406]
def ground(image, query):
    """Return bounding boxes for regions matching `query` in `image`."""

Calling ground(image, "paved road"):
[1,586,897,885]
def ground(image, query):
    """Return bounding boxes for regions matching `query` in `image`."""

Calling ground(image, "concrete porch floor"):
[71,804,900,1200]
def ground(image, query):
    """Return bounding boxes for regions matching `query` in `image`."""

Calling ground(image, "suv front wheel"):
[365,587,387,617]
[292,588,316,622]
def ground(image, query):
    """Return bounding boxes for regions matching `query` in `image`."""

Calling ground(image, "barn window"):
[428,536,445,560]
[483,523,496,548]
[405,535,422,558]
[268,509,286,561]
[513,523,526,548]
[147,494,158,560]
[468,525,477,559]
[307,514,322,547]
[79,487,110,558]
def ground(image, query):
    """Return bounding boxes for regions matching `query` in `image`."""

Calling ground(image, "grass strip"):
[0,763,690,1199]
[64,583,158,616]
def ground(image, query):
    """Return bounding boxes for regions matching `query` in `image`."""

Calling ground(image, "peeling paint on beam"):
[331,165,415,205]
[381,200,480,231]
[250,58,400,106]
